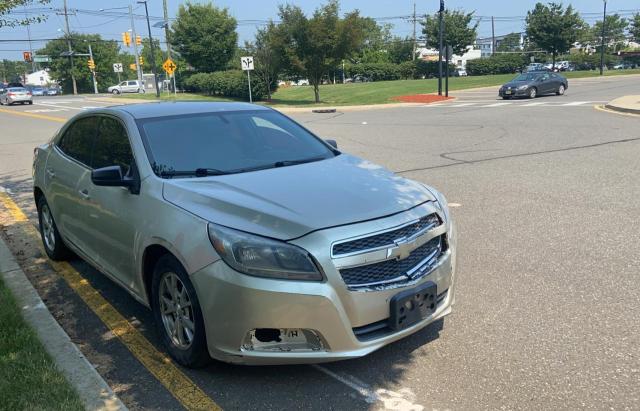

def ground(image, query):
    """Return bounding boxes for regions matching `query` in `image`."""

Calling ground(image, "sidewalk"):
[0,235,127,411]
[604,95,640,115]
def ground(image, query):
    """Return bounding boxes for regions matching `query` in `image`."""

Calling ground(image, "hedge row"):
[344,61,457,81]
[182,70,273,100]
[465,54,528,75]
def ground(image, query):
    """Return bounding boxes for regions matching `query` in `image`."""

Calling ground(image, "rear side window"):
[57,117,98,166]
[92,117,134,173]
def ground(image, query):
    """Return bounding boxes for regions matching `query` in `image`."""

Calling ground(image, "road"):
[1,75,639,410]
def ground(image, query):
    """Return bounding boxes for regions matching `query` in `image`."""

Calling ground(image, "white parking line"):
[312,365,425,410]
[562,101,590,106]
[482,102,512,107]
[34,102,83,111]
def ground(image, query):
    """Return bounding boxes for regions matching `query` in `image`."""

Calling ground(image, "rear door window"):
[57,117,98,166]
[92,117,134,173]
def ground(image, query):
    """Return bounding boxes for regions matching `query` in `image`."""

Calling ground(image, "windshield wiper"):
[159,168,229,178]
[273,156,327,168]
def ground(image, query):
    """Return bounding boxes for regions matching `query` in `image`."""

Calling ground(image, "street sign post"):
[240,56,254,103]
[162,58,177,96]
[113,63,123,82]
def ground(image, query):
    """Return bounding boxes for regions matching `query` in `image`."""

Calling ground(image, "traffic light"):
[139,56,144,65]
[23,51,32,62]
[129,63,137,70]
[136,35,142,46]
[122,32,131,47]
[88,59,96,70]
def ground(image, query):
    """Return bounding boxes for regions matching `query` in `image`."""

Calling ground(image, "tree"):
[387,37,415,64]
[245,22,282,100]
[171,2,237,72]
[0,0,48,28]
[421,9,478,56]
[591,14,628,52]
[0,59,29,83]
[496,32,522,52]
[274,0,365,103]
[37,34,122,93]
[526,3,585,67]
[631,14,640,43]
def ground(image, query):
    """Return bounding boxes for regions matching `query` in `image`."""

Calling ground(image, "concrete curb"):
[0,237,127,411]
[604,95,640,115]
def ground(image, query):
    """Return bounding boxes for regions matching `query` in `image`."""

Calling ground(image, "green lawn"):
[0,277,83,411]
[118,69,640,107]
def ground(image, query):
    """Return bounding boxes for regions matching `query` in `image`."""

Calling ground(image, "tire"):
[556,85,565,96]
[152,254,210,368]
[528,87,537,99]
[37,196,71,261]
[112,89,120,95]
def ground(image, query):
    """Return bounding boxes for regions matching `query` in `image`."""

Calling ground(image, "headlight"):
[207,223,322,281]
[517,85,529,90]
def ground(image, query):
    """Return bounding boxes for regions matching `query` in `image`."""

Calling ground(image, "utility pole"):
[24,5,36,72]
[129,5,143,91]
[162,0,175,93]
[61,0,77,95]
[412,2,417,61]
[600,0,607,76]
[491,16,496,56]
[138,1,160,98]
[438,0,444,95]
[88,44,98,94]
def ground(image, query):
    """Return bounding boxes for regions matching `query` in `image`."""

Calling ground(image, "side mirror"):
[325,139,338,149]
[92,165,138,193]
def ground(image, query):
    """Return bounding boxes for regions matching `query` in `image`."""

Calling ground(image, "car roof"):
[111,101,271,120]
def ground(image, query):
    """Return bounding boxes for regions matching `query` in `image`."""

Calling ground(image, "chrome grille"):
[332,213,441,256]
[339,235,444,289]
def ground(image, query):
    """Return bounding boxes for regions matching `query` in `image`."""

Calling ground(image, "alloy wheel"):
[41,204,56,252]
[159,272,195,350]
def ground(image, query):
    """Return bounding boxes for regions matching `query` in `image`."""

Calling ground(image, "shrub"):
[183,70,274,100]
[466,54,527,75]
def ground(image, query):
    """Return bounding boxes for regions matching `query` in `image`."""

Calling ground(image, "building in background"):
[26,69,53,86]
[477,33,525,57]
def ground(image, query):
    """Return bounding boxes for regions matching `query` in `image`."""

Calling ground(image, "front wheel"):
[37,197,71,260]
[528,87,537,99]
[556,85,566,96]
[152,255,210,368]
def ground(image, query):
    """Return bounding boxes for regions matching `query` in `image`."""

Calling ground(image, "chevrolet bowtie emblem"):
[387,237,415,260]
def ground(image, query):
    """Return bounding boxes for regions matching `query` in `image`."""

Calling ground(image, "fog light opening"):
[242,329,325,352]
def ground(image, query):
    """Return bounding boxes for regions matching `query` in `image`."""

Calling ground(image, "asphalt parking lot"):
[1,74,639,410]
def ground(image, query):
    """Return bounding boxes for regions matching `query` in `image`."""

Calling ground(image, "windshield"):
[514,73,541,82]
[138,110,336,178]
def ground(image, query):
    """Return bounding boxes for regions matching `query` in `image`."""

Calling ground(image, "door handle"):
[79,189,91,200]
[46,168,56,178]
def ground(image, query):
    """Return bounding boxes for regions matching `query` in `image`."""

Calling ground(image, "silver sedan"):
[0,87,33,105]
[32,102,456,367]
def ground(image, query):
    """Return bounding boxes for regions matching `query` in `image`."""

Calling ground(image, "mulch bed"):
[391,94,454,103]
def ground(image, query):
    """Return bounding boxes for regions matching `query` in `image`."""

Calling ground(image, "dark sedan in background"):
[499,71,568,99]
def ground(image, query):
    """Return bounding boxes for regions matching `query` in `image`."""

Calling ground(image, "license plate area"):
[389,281,437,331]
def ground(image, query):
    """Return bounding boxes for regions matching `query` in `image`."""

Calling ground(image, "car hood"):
[162,154,436,240]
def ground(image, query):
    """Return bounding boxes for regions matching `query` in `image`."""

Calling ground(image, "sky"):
[1,0,639,61]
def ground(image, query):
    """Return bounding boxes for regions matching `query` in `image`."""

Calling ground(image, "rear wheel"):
[152,255,210,368]
[37,196,71,261]
[528,87,537,99]
[556,85,565,95]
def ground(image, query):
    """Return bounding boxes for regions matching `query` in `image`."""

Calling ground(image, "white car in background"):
[108,80,145,94]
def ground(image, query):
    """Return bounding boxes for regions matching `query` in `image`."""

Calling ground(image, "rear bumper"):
[191,220,456,365]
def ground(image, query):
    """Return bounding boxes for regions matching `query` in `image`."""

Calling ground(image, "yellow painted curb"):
[0,192,221,411]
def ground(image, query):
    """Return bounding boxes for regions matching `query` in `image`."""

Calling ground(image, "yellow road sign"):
[162,58,177,75]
